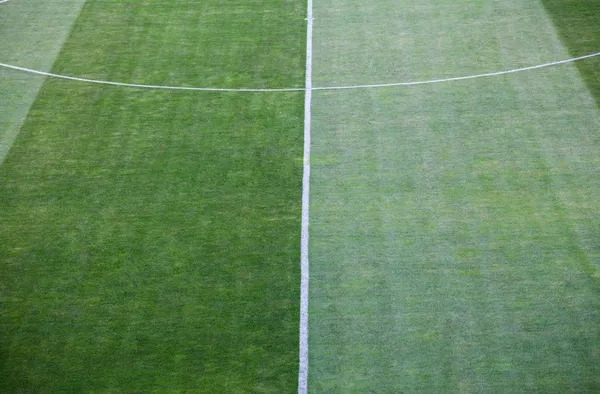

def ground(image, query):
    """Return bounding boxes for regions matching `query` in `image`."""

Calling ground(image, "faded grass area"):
[309,0,600,391]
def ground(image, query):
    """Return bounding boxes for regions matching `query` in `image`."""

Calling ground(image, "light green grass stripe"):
[309,0,600,391]
[0,0,88,165]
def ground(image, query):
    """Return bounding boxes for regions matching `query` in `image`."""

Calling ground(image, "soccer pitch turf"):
[1,0,600,392]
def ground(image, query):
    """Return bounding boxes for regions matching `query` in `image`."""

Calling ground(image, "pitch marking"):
[298,0,312,393]
[0,62,304,92]
[1,52,599,92]
[317,52,600,90]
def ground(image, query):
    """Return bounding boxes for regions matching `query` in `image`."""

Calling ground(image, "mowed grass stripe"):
[51,0,305,90]
[0,0,88,164]
[540,0,600,104]
[0,1,305,391]
[309,0,600,391]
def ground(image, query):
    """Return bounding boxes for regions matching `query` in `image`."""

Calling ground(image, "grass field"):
[309,0,600,392]
[310,89,600,391]
[0,0,88,164]
[1,0,600,392]
[1,0,304,391]
[541,0,600,104]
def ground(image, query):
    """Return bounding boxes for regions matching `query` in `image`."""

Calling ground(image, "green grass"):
[0,0,305,391]
[540,0,600,104]
[0,0,88,164]
[309,0,600,391]
[3,0,600,391]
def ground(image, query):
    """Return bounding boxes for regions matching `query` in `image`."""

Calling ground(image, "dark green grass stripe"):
[0,0,305,391]
[541,0,600,104]
[52,0,306,89]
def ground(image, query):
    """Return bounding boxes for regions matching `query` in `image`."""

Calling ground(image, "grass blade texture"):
[0,0,88,164]
[309,0,600,391]
[540,0,600,104]
[0,0,305,391]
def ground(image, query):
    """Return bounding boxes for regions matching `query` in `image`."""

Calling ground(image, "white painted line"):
[314,51,600,90]
[298,0,312,393]
[0,63,305,92]
[1,52,599,92]
[0,0,10,4]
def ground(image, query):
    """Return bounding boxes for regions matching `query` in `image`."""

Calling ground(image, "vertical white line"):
[298,0,313,392]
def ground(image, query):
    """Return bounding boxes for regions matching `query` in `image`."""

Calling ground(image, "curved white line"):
[315,51,600,90]
[0,62,304,92]
[0,0,10,4]
[1,52,599,92]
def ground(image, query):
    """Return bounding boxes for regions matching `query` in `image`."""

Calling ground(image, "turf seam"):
[1,52,599,92]
[298,0,312,392]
